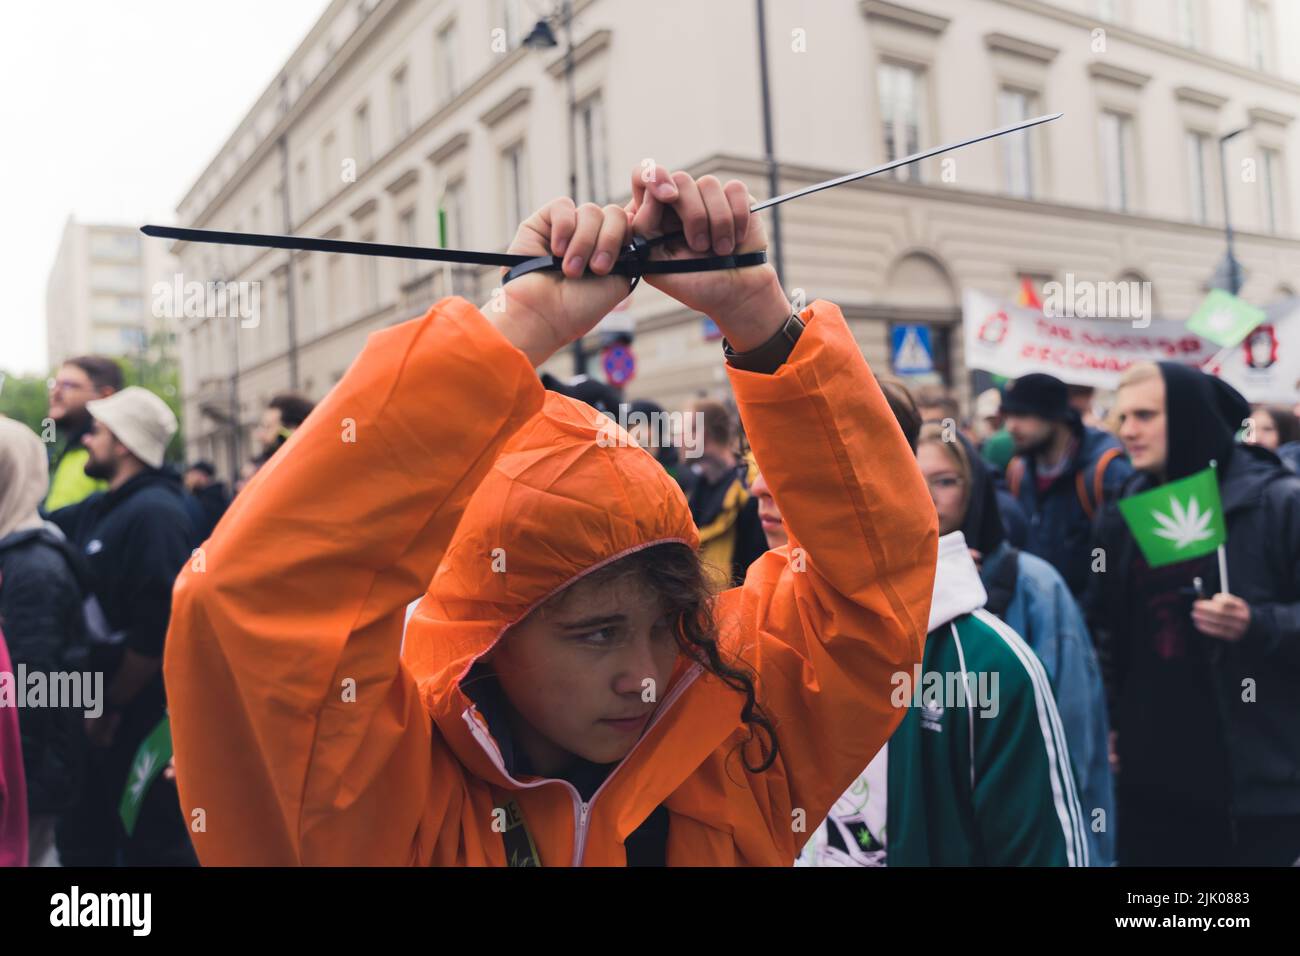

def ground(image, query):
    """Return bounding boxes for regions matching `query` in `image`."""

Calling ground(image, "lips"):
[600,713,651,733]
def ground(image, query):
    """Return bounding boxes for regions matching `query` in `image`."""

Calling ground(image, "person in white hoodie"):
[753,380,1089,865]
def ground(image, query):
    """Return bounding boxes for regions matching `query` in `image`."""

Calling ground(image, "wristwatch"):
[722,313,806,374]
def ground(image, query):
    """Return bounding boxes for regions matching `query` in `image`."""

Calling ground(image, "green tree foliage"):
[0,370,53,436]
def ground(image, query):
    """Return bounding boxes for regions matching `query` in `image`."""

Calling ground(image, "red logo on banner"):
[1244,324,1278,369]
[978,310,1009,345]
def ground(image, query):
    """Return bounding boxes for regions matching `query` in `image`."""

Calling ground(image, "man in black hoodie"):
[49,387,196,866]
[181,461,231,546]
[1088,361,1300,866]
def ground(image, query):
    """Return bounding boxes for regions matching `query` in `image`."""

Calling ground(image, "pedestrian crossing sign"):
[892,324,934,375]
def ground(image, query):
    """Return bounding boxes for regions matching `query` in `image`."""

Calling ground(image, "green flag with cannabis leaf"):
[119,716,173,836]
[1118,465,1226,567]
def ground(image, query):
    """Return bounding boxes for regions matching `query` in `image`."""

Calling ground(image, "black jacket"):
[49,469,194,730]
[0,526,90,813]
[183,482,231,547]
[1088,365,1300,818]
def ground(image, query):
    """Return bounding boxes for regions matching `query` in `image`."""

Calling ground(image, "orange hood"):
[402,391,700,711]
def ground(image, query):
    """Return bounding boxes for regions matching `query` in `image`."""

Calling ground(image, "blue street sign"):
[891,324,934,375]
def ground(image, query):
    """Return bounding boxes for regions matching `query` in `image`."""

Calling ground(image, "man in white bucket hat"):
[82,386,177,483]
[48,386,196,866]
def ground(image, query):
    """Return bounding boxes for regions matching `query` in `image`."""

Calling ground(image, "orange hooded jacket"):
[163,295,937,866]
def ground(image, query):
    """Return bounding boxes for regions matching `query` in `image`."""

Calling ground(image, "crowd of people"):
[0,357,314,866]
[2,163,1298,867]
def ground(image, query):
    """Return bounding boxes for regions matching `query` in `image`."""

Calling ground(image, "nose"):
[752,469,770,499]
[612,635,665,700]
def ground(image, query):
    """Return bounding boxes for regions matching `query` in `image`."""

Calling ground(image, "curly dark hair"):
[574,542,780,774]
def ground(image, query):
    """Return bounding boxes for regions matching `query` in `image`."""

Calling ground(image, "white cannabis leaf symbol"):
[1151,494,1214,550]
[1206,309,1235,333]
[129,751,158,802]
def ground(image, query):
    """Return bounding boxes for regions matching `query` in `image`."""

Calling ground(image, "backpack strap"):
[1076,446,1124,520]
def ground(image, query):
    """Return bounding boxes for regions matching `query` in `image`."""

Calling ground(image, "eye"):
[577,627,617,647]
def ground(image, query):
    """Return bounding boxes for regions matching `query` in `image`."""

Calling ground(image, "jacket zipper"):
[466,663,703,866]
[567,664,700,866]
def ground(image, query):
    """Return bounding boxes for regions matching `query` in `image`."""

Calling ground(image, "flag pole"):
[1210,459,1230,594]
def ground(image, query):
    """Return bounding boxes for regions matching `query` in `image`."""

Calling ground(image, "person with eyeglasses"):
[44,356,123,512]
[917,422,1114,866]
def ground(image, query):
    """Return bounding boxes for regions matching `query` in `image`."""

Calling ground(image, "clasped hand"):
[485,164,793,366]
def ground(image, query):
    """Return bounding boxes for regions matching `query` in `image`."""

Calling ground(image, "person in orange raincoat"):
[163,163,938,866]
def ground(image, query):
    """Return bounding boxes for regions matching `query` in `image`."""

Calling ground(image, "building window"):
[500,0,527,48]
[1261,147,1283,234]
[1099,110,1135,212]
[359,231,379,307]
[1174,0,1201,49]
[1245,1,1270,71]
[441,179,466,248]
[398,206,418,281]
[354,102,372,168]
[1094,0,1119,22]
[391,66,411,140]
[436,22,460,103]
[576,94,609,205]
[1185,130,1213,224]
[300,267,315,340]
[328,253,347,325]
[998,88,1037,199]
[295,158,311,220]
[502,141,529,240]
[878,62,924,182]
[320,131,336,202]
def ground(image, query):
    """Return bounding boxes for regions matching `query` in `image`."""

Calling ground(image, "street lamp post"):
[1218,124,1251,296]
[755,0,785,286]
[525,1,587,376]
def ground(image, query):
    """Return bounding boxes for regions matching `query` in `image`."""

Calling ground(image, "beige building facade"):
[170,0,1300,476]
[46,217,177,370]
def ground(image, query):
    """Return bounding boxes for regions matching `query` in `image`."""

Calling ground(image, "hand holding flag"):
[1191,593,1251,642]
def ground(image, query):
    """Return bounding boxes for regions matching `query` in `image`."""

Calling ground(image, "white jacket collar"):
[928,530,988,632]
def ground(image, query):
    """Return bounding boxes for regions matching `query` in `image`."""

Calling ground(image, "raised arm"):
[163,299,545,864]
[622,165,937,837]
[724,300,938,835]
[164,188,654,865]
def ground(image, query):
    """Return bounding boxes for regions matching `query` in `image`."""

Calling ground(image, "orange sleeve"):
[163,297,544,865]
[724,299,937,840]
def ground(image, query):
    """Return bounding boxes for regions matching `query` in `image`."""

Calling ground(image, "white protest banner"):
[1204,297,1300,404]
[963,289,1217,389]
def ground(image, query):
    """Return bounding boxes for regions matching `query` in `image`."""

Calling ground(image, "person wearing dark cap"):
[181,460,231,546]
[1002,373,1132,598]
[1088,361,1300,866]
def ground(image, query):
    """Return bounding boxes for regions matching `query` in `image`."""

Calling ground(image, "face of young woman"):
[916,442,966,537]
[488,571,681,776]
[750,469,788,549]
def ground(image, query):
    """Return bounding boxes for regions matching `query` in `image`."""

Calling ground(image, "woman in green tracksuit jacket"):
[799,530,1090,866]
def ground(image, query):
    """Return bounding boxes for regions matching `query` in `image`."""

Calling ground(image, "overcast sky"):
[0,0,331,375]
